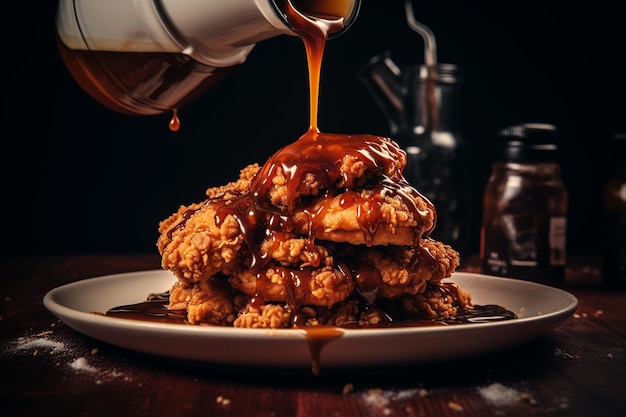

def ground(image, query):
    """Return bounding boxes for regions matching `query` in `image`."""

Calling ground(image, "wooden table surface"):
[1,254,624,417]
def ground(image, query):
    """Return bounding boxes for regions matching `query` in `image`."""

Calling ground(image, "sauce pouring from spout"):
[284,0,345,134]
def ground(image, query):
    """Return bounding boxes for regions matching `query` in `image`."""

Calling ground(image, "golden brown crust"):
[390,283,472,321]
[290,189,435,246]
[168,279,247,325]
[233,302,293,329]
[157,136,466,329]
[259,145,408,212]
[158,202,244,285]
[229,263,354,308]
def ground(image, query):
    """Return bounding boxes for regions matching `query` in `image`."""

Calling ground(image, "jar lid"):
[498,123,560,162]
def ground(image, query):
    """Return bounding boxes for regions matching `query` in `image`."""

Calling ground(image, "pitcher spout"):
[358,52,406,136]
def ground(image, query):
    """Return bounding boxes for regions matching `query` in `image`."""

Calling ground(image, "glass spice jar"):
[480,123,567,286]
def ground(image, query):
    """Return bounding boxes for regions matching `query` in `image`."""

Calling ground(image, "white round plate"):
[43,270,578,370]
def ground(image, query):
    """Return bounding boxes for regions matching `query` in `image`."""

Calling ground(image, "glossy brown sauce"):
[106,290,517,328]
[105,290,517,374]
[106,1,517,376]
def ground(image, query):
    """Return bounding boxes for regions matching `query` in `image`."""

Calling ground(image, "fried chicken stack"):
[157,132,471,328]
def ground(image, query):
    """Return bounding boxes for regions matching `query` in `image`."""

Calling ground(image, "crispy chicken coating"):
[233,302,293,329]
[366,240,459,298]
[260,137,408,212]
[161,237,461,328]
[158,202,244,286]
[229,263,354,308]
[157,134,467,329]
[228,238,353,307]
[168,278,247,325]
[389,283,472,321]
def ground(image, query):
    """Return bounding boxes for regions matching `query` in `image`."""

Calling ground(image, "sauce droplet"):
[303,327,344,375]
[169,109,181,132]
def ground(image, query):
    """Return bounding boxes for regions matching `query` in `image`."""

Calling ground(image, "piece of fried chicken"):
[170,269,470,328]
[255,134,410,212]
[290,189,435,246]
[164,233,460,327]
[158,163,438,286]
[157,132,465,329]
[157,164,259,285]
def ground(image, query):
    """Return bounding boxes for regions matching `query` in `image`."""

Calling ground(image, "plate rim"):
[42,269,579,367]
[43,270,578,334]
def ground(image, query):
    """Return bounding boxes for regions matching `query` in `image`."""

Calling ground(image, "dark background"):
[2,1,624,258]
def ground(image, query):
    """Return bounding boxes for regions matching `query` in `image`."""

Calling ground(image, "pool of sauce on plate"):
[105,290,517,327]
[104,289,517,375]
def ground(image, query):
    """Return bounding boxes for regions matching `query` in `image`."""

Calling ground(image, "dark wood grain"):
[1,254,624,417]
